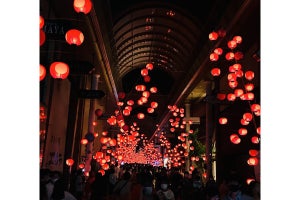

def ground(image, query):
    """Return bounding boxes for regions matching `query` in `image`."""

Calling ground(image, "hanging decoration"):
[73,0,92,14]
[49,62,70,79]
[65,29,84,46]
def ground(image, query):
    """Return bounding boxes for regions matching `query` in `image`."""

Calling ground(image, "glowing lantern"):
[78,163,85,169]
[40,64,46,81]
[65,29,84,46]
[238,128,248,136]
[235,70,244,77]
[98,169,105,176]
[142,91,150,98]
[109,139,117,146]
[73,0,92,14]
[100,137,108,144]
[246,178,255,185]
[123,108,131,116]
[127,100,134,106]
[251,104,261,112]
[209,32,218,40]
[66,158,74,166]
[230,134,241,144]
[232,63,242,71]
[210,53,219,61]
[256,127,261,134]
[240,119,249,125]
[170,127,175,132]
[40,29,46,46]
[117,155,123,160]
[228,73,237,81]
[107,116,117,125]
[202,172,207,179]
[217,93,226,100]
[234,51,244,60]
[102,163,109,170]
[234,89,244,97]
[118,92,125,100]
[227,40,237,49]
[141,68,148,76]
[135,84,146,91]
[245,83,254,91]
[249,149,259,157]
[95,109,103,117]
[228,81,238,89]
[49,62,69,79]
[144,75,151,82]
[151,101,158,108]
[40,16,44,29]
[95,152,104,159]
[227,93,236,101]
[251,136,260,144]
[219,117,228,125]
[214,48,223,55]
[137,113,145,119]
[233,35,242,44]
[247,157,259,166]
[211,68,221,76]
[243,113,253,121]
[245,71,255,80]
[146,63,154,70]
[225,52,235,60]
[81,138,88,145]
[150,87,158,93]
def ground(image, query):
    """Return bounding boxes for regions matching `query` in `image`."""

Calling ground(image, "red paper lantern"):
[151,101,158,108]
[66,158,74,166]
[146,63,154,70]
[230,134,241,144]
[247,157,259,166]
[73,0,92,14]
[211,68,221,76]
[95,109,103,117]
[251,136,260,144]
[234,51,244,60]
[78,163,85,169]
[256,127,261,134]
[40,16,44,29]
[49,62,69,79]
[245,83,254,91]
[142,91,150,98]
[209,53,219,61]
[123,108,131,116]
[81,138,88,145]
[144,75,151,82]
[40,29,46,46]
[233,35,243,44]
[150,87,157,93]
[245,71,255,81]
[141,68,148,76]
[227,93,236,101]
[137,113,145,119]
[249,149,259,157]
[232,63,242,71]
[209,32,218,40]
[127,100,134,106]
[135,84,146,91]
[40,64,46,81]
[251,104,261,112]
[228,81,238,89]
[65,29,84,46]
[219,117,228,125]
[243,113,253,121]
[234,89,244,97]
[217,93,226,100]
[238,128,248,136]
[225,52,235,60]
[214,48,223,55]
[227,40,237,49]
[118,92,126,100]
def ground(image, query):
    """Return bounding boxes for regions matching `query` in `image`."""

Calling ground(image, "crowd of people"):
[40,163,260,200]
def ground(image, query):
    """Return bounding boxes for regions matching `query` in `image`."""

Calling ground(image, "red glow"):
[146,63,154,70]
[209,53,219,61]
[40,16,44,29]
[230,134,241,144]
[209,32,218,40]
[249,149,259,157]
[211,68,221,76]
[73,0,92,14]
[49,62,69,79]
[40,64,46,81]
[65,29,84,46]
[141,68,148,76]
[66,158,74,166]
[219,117,228,125]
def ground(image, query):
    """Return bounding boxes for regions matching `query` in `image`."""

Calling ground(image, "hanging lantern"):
[227,40,237,49]
[109,139,117,146]
[118,92,126,100]
[228,81,238,89]
[73,0,92,14]
[151,101,158,108]
[40,29,46,46]
[234,51,244,60]
[217,93,226,100]
[66,158,74,166]
[144,75,151,82]
[142,91,150,98]
[256,127,261,134]
[247,157,259,166]
[49,62,69,79]
[127,100,134,106]
[243,113,253,121]
[40,64,46,81]
[65,29,84,46]
[232,63,242,71]
[146,63,154,70]
[211,68,221,76]
[107,116,117,125]
[227,93,236,101]
[123,108,131,116]
[234,89,244,97]
[227,73,237,81]
[238,128,248,136]
[40,16,44,29]
[137,113,145,119]
[214,48,223,55]
[141,68,148,76]
[240,119,249,125]
[246,178,255,185]
[219,117,228,125]
[225,52,235,60]
[245,83,254,91]
[95,109,103,117]
[251,104,261,112]
[80,138,88,145]
[235,70,244,78]
[233,35,243,44]
[78,163,85,169]
[249,149,259,157]
[209,31,218,40]
[150,87,158,93]
[230,134,241,144]
[135,84,146,91]
[245,71,255,80]
[209,53,219,61]
[251,136,260,144]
